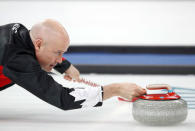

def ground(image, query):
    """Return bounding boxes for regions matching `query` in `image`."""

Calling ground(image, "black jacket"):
[0,23,103,110]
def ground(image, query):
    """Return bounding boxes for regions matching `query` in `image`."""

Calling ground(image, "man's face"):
[35,38,69,72]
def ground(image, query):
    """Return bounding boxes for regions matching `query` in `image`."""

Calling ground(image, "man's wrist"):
[54,60,71,74]
[103,83,120,100]
[111,83,120,96]
[65,64,72,73]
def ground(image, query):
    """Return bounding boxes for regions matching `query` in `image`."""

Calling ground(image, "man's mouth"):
[49,64,56,68]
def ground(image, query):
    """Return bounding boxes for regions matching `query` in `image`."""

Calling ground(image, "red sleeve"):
[0,66,12,88]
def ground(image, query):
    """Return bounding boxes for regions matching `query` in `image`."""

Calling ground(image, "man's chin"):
[41,67,53,72]
[47,67,53,72]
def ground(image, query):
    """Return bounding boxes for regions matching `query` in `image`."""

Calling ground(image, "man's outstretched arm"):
[103,83,146,101]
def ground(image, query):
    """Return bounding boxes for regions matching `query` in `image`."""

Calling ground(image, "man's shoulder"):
[0,23,28,41]
[0,23,27,32]
[9,23,28,37]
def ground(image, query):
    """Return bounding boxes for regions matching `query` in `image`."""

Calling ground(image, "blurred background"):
[1,0,195,74]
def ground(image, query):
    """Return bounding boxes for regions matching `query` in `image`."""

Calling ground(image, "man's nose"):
[56,56,63,64]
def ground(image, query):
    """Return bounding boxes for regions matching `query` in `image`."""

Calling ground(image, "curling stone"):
[132,84,188,125]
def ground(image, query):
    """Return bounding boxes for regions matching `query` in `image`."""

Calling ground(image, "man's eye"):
[57,52,63,55]
[54,52,61,56]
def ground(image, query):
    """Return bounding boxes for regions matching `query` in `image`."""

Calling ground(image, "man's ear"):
[34,39,43,51]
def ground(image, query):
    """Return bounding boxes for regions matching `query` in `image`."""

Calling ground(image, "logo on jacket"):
[12,24,20,33]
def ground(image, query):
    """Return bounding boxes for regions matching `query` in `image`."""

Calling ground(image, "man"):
[0,19,146,110]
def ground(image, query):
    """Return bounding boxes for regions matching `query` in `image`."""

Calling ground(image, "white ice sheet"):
[0,74,195,131]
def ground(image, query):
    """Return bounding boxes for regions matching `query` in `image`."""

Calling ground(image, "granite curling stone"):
[132,84,188,125]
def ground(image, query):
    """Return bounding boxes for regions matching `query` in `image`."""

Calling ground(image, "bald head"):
[30,19,69,46]
[30,19,70,72]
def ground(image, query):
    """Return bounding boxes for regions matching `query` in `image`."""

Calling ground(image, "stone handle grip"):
[146,84,172,90]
